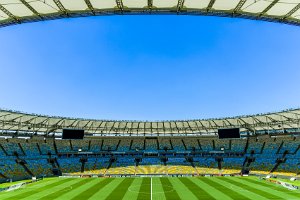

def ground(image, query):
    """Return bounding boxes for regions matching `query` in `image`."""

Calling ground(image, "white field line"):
[151,177,153,200]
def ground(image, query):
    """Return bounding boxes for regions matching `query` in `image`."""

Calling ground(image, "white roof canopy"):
[0,0,300,27]
[0,108,299,136]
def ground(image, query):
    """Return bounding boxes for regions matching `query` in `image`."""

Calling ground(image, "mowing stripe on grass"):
[5,178,74,200]
[178,177,216,200]
[122,178,143,200]
[222,177,284,200]
[168,178,198,200]
[234,177,300,199]
[203,177,252,200]
[88,178,123,200]
[71,178,114,200]
[238,177,300,197]
[193,178,232,200]
[160,178,181,200]
[0,178,56,199]
[105,178,135,200]
[22,178,83,200]
[152,177,165,200]
[211,177,269,200]
[55,178,100,200]
[38,178,92,200]
[137,178,151,200]
[152,177,167,200]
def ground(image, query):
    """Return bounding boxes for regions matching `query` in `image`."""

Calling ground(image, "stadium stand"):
[170,139,185,151]
[55,140,72,153]
[145,139,158,152]
[117,139,131,152]
[158,139,172,150]
[199,140,214,151]
[0,134,299,182]
[71,140,90,152]
[39,140,56,155]
[214,139,230,150]
[231,138,246,152]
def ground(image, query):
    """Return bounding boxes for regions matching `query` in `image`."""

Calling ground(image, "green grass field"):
[0,180,32,189]
[269,178,300,187]
[0,176,299,200]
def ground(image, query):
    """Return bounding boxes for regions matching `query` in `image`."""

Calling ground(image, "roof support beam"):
[94,121,104,134]
[156,122,160,135]
[53,119,65,127]
[283,3,300,19]
[162,122,166,135]
[173,122,180,135]
[233,0,247,13]
[0,113,12,118]
[193,121,202,135]
[108,122,116,133]
[22,116,39,124]
[53,0,68,16]
[206,0,216,12]
[276,113,294,121]
[10,115,24,122]
[266,116,276,123]
[224,119,234,126]
[129,122,134,136]
[102,121,108,134]
[198,121,208,134]
[86,121,94,132]
[82,121,92,129]
[115,122,122,135]
[134,122,139,135]
[122,122,128,135]
[238,118,249,128]
[20,0,42,18]
[68,120,78,128]
[84,0,95,15]
[36,118,49,127]
[115,0,124,11]
[6,124,18,131]
[0,4,20,23]
[177,0,185,12]
[259,0,279,17]
[186,122,194,134]
[251,117,264,124]
[211,120,218,128]
[148,0,153,9]
[143,122,146,135]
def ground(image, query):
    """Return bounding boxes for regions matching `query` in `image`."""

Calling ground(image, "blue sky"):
[0,15,299,121]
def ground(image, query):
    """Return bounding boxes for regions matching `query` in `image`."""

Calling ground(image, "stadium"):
[0,0,300,199]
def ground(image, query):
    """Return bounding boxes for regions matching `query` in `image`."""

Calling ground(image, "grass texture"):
[0,176,299,200]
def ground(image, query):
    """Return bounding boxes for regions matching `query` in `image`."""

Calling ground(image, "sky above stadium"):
[0,15,299,121]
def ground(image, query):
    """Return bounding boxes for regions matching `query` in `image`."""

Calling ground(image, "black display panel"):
[62,129,84,139]
[218,128,240,139]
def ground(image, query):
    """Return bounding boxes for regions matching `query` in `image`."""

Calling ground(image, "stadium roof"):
[0,0,300,27]
[0,108,300,136]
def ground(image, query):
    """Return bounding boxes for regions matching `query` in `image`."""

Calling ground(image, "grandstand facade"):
[0,109,299,182]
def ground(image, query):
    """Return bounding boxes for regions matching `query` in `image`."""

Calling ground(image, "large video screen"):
[218,128,240,139]
[62,129,84,139]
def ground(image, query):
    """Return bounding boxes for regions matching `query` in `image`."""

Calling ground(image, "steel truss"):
[0,108,300,137]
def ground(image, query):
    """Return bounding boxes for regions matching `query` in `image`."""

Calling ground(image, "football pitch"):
[0,176,300,200]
